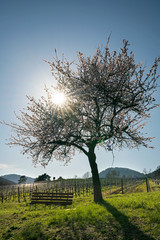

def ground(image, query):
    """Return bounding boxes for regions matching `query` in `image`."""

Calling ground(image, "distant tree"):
[156,165,160,170]
[83,171,91,179]
[155,168,160,178]
[148,168,152,174]
[18,175,27,184]
[57,176,63,181]
[143,168,147,175]
[34,173,51,182]
[3,38,160,202]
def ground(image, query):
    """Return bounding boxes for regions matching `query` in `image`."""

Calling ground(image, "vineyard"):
[1,177,159,203]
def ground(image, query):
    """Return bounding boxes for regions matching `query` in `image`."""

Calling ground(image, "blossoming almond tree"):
[3,39,160,202]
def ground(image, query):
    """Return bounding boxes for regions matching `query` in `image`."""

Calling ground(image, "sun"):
[52,91,66,106]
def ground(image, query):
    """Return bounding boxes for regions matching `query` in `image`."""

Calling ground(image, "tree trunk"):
[88,146,103,203]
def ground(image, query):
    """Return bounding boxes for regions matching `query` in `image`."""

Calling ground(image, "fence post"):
[146,178,150,192]
[121,179,124,194]
[1,192,3,203]
[109,179,111,194]
[18,187,20,203]
[74,182,77,197]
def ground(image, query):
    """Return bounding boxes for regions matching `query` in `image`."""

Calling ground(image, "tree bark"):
[88,146,103,203]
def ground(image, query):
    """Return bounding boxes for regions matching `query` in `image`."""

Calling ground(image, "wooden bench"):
[30,192,73,209]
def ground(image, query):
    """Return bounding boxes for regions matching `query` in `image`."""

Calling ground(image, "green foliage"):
[0,192,160,239]
[19,222,47,240]
[18,175,27,184]
[35,173,51,182]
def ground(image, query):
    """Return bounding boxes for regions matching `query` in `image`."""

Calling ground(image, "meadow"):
[0,182,160,240]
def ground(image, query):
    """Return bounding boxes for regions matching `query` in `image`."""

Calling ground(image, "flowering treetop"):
[3,39,160,168]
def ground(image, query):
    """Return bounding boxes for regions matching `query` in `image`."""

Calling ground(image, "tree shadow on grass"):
[100,200,155,240]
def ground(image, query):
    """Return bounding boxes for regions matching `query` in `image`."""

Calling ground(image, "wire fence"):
[0,177,159,203]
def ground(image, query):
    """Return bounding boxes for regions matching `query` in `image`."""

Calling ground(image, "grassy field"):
[0,189,160,240]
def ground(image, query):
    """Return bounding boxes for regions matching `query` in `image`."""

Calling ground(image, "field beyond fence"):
[0,178,160,203]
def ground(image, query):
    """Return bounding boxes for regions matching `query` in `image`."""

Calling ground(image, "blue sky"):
[0,0,160,179]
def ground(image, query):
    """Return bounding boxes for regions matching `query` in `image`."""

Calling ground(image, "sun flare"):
[52,91,66,106]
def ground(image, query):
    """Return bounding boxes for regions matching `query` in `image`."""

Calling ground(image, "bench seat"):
[30,192,73,207]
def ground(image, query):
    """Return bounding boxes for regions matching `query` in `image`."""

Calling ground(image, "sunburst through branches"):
[52,91,66,106]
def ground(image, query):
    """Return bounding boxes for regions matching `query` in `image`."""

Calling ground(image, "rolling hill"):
[147,167,160,179]
[0,176,15,186]
[99,167,145,179]
[1,174,35,184]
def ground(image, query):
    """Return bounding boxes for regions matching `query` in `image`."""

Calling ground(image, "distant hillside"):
[0,176,15,186]
[1,174,35,184]
[147,168,160,179]
[99,167,144,179]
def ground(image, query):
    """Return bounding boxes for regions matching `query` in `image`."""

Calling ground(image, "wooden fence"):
[0,177,158,203]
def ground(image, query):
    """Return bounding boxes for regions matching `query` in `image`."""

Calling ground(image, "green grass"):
[0,191,160,239]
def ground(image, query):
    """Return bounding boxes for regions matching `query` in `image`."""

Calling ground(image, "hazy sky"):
[0,0,160,179]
